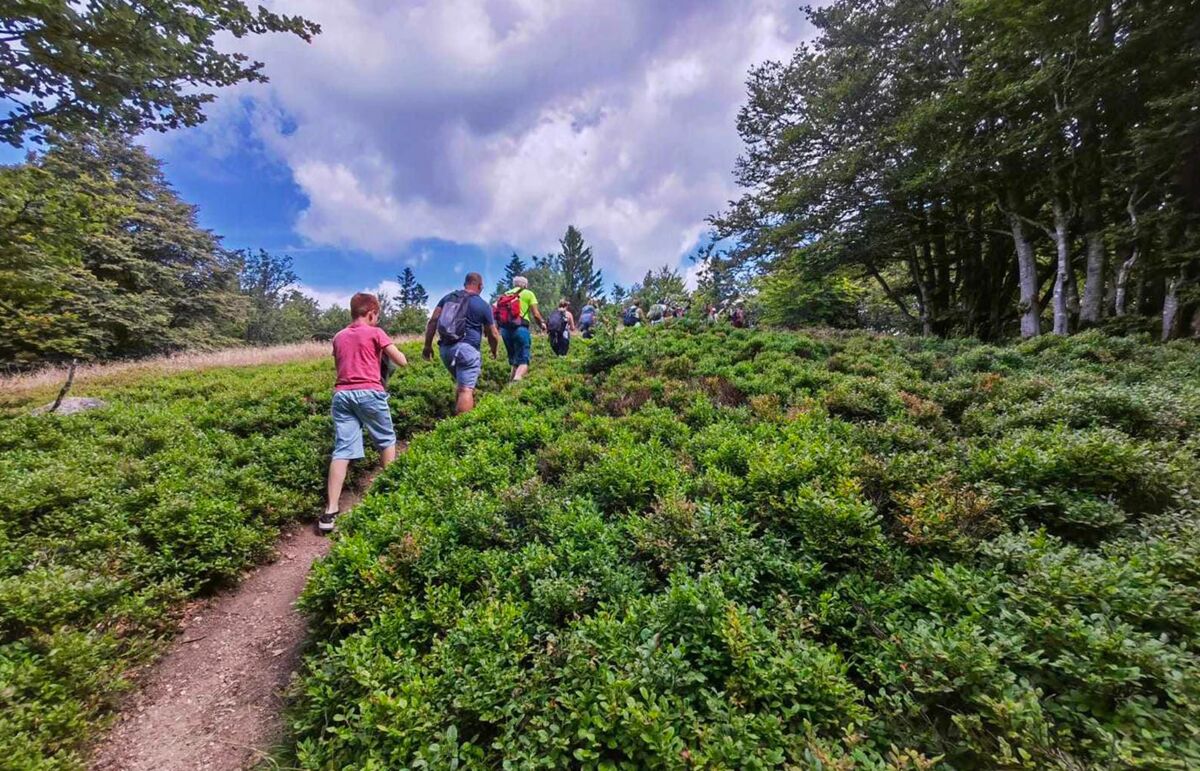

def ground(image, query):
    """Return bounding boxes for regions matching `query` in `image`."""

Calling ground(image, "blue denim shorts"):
[331,389,396,460]
[500,325,532,366]
[439,341,482,388]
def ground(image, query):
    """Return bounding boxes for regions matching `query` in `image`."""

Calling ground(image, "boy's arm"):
[384,343,407,367]
[423,307,442,360]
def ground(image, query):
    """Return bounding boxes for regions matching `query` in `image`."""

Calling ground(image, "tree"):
[630,265,687,310]
[557,225,604,311]
[525,254,565,308]
[714,0,1200,340]
[0,161,110,365]
[0,2,319,146]
[396,267,429,309]
[494,253,528,297]
[239,249,299,344]
[610,283,629,306]
[1,132,250,365]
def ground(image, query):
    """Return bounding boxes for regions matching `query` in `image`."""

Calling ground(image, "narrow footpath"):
[90,467,385,771]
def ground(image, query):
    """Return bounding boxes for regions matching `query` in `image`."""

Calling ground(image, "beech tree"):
[0,1,319,146]
[713,0,1200,340]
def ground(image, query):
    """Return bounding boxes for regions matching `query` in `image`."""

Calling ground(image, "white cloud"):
[169,0,818,281]
[296,278,417,309]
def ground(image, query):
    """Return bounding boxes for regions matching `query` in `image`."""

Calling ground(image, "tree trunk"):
[1080,230,1106,325]
[908,252,933,336]
[1007,192,1041,338]
[1114,191,1141,316]
[1051,199,1072,335]
[1162,268,1183,341]
[1078,4,1111,327]
[1113,244,1138,316]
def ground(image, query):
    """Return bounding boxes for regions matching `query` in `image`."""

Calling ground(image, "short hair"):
[559,298,569,308]
[350,292,381,319]
[513,275,529,288]
[464,272,483,289]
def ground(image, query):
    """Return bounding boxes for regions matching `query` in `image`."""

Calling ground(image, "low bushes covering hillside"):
[0,342,506,768]
[292,326,1200,768]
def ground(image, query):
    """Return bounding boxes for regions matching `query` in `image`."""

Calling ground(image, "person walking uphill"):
[424,272,500,415]
[322,292,408,533]
[547,298,576,356]
[494,275,546,381]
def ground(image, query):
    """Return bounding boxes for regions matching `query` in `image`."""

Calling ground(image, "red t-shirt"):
[332,321,392,392]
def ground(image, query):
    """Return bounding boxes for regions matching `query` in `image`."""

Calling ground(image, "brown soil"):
[90,467,385,771]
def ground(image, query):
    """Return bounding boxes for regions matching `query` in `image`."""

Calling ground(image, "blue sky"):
[157,121,509,306]
[28,1,818,308]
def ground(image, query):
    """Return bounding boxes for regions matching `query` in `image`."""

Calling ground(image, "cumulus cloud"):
[296,278,442,310]
[180,0,815,281]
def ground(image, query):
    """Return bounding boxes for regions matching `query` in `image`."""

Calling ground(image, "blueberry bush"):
[290,326,1200,769]
[0,341,506,768]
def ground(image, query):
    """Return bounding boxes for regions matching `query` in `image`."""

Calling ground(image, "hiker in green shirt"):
[492,276,546,381]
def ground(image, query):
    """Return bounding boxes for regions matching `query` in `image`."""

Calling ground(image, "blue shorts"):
[500,325,532,366]
[331,389,396,460]
[439,341,482,388]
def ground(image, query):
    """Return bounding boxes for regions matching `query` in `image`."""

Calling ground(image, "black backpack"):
[622,307,639,327]
[438,290,471,344]
[547,309,566,333]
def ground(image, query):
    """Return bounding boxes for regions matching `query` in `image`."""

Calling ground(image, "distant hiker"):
[706,305,717,323]
[423,272,500,415]
[622,305,640,328]
[731,304,747,328]
[493,275,545,381]
[648,300,666,324]
[323,292,408,533]
[547,299,575,356]
[579,300,597,339]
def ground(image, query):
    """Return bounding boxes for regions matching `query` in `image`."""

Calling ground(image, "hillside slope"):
[290,326,1200,768]
[0,342,505,769]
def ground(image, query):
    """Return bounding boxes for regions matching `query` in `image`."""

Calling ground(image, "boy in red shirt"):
[322,292,408,533]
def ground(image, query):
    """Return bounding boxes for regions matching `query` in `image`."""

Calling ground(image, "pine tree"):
[494,253,528,297]
[558,225,604,312]
[396,267,428,308]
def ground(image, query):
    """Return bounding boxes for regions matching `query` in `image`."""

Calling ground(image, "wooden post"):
[49,359,77,414]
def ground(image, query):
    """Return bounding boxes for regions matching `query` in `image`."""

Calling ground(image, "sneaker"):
[318,510,337,534]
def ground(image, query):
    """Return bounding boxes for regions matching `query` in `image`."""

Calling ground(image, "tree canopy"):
[1,133,248,365]
[0,1,319,146]
[712,0,1200,340]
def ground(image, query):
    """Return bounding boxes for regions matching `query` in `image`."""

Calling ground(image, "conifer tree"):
[558,225,604,311]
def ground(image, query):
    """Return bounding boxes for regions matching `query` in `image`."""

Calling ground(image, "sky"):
[140,0,817,308]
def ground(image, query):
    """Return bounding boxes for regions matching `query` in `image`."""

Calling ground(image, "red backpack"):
[494,290,523,328]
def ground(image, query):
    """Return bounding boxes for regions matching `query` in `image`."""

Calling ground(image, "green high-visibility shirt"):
[506,288,538,324]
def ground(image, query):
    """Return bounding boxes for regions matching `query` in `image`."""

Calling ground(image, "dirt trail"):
[90,468,384,771]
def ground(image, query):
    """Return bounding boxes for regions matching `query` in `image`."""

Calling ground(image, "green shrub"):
[287,327,1200,769]
[0,341,456,766]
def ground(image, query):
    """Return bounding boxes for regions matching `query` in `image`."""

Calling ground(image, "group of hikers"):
[621,300,748,328]
[318,271,752,532]
[319,273,592,532]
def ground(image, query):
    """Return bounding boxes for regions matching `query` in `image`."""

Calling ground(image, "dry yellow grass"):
[1,336,420,399]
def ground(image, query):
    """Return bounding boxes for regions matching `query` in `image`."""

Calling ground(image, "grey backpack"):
[438,290,470,345]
